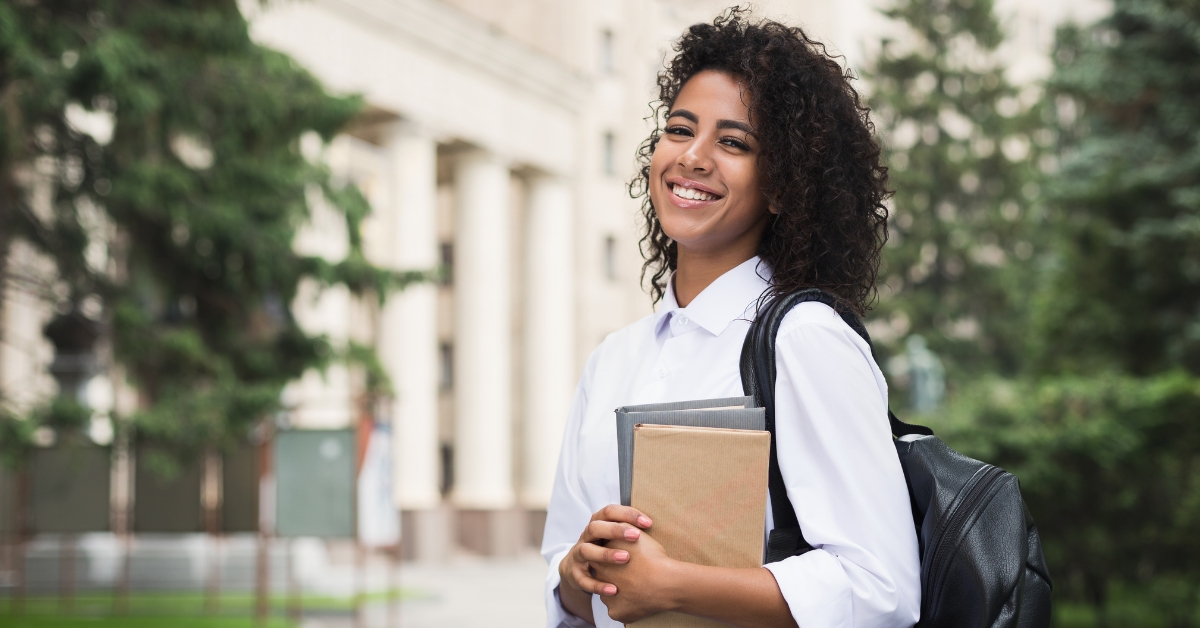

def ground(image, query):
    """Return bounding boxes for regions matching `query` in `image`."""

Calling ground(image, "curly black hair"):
[631,7,890,316]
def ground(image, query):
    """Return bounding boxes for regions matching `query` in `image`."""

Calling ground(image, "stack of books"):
[615,398,771,627]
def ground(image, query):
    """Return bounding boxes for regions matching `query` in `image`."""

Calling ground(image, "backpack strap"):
[739,288,933,563]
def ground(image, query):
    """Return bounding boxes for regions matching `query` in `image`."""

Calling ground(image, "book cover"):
[627,424,770,628]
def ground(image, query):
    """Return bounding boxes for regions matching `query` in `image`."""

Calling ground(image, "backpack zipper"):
[923,464,1007,620]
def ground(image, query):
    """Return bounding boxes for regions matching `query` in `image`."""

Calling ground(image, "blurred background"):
[1,0,1198,626]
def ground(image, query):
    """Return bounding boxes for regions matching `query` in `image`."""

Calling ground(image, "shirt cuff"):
[764,549,854,628]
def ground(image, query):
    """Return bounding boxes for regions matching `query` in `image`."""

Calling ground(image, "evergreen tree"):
[866,0,1050,399]
[0,1,411,468]
[932,1,1200,621]
[1034,0,1200,378]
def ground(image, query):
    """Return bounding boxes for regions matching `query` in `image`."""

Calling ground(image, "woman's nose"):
[677,141,713,172]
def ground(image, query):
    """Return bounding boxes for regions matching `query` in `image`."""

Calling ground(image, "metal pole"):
[354,542,365,628]
[115,534,131,616]
[255,427,273,628]
[61,534,76,613]
[203,448,222,616]
[206,535,222,616]
[14,465,29,616]
[286,537,300,622]
[389,544,400,628]
[111,427,133,616]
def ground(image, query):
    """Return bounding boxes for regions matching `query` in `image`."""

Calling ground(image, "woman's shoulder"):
[772,301,888,401]
[774,301,875,362]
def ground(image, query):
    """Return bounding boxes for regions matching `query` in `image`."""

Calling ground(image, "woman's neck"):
[672,246,757,308]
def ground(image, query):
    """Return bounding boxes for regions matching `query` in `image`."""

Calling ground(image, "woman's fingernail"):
[638,516,652,527]
[624,528,641,540]
[614,550,629,562]
[603,585,617,595]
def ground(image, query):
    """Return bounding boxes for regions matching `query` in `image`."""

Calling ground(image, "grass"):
[0,617,295,628]
[0,589,424,627]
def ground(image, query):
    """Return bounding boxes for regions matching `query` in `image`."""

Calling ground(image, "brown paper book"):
[627,424,770,628]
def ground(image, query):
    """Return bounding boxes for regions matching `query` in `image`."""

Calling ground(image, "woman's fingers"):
[578,541,630,565]
[571,569,618,596]
[563,550,618,595]
[582,519,643,544]
[591,504,653,529]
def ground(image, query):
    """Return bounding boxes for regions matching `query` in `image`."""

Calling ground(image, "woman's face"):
[649,70,771,257]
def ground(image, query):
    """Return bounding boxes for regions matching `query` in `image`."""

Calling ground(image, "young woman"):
[542,10,920,628]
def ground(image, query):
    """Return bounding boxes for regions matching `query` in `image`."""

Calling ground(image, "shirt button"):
[678,317,689,325]
[657,367,668,378]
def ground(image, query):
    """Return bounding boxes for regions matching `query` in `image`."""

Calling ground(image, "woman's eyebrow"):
[667,110,755,135]
[666,109,698,123]
[717,119,755,135]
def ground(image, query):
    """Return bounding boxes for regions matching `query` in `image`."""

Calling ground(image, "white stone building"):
[0,0,1106,559]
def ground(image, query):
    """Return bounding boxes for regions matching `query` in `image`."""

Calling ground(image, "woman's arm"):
[542,352,605,627]
[764,308,921,625]
[558,582,595,624]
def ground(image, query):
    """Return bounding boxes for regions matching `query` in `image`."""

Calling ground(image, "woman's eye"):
[665,126,693,137]
[721,137,751,151]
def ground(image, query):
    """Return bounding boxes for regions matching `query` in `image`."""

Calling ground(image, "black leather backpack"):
[740,288,1053,627]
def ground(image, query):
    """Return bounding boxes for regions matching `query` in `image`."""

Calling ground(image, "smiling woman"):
[542,8,917,628]
[633,9,890,316]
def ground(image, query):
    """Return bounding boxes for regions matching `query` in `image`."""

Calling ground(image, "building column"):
[379,125,446,560]
[452,149,519,555]
[521,176,575,545]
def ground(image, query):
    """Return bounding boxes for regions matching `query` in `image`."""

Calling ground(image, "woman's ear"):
[768,202,781,215]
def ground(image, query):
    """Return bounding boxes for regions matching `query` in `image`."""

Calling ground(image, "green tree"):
[938,373,1200,625]
[866,0,1050,396]
[929,0,1200,623]
[0,1,414,469]
[1033,0,1200,378]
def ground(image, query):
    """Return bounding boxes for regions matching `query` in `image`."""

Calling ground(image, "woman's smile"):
[666,177,724,207]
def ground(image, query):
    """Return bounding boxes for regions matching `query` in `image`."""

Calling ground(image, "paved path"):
[301,552,549,628]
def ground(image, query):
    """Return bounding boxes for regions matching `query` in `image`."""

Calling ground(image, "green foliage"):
[872,0,1200,621]
[32,396,92,432]
[0,408,36,471]
[870,0,1200,622]
[1033,0,1200,377]
[867,0,1049,385]
[933,373,1200,614]
[0,397,92,470]
[0,1,418,465]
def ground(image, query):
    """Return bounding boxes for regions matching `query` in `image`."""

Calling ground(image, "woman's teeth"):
[672,184,718,201]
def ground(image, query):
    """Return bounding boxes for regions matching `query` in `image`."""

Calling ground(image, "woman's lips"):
[666,182,722,208]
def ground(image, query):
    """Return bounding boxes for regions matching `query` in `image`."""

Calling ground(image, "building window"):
[603,131,616,177]
[604,235,618,282]
[439,443,454,496]
[600,29,614,74]
[439,342,453,390]
[439,241,453,285]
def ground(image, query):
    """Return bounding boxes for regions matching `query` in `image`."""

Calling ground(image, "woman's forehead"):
[671,70,752,122]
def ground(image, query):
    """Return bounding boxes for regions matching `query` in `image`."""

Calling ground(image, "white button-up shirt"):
[542,256,921,628]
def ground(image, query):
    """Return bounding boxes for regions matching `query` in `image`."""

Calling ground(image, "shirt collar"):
[653,256,772,338]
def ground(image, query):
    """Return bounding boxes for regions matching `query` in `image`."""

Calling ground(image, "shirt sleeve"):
[542,351,600,628]
[762,306,922,628]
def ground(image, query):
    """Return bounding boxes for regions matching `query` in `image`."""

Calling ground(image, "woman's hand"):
[558,505,654,620]
[561,505,796,627]
[593,530,682,623]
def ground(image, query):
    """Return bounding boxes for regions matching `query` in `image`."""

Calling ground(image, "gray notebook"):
[615,396,765,506]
